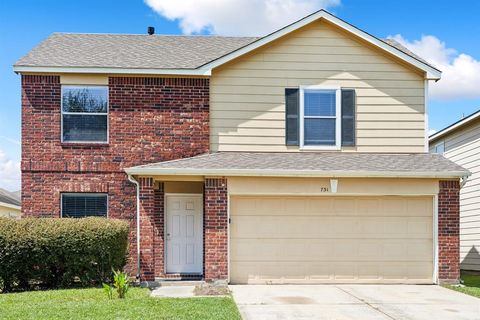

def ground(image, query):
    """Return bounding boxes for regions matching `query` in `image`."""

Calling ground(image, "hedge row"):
[0,217,129,292]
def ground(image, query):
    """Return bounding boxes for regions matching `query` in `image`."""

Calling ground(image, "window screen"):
[303,89,337,146]
[61,193,108,218]
[62,86,108,143]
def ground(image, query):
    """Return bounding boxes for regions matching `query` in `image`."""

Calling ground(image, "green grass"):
[445,272,480,298]
[0,287,241,320]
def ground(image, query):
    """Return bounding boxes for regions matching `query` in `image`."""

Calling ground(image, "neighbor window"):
[61,86,108,143]
[434,141,445,154]
[61,193,108,218]
[300,87,341,149]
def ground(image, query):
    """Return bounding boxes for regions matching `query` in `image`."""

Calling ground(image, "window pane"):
[62,87,108,113]
[63,114,107,142]
[304,90,336,116]
[62,194,107,218]
[435,142,445,154]
[304,118,336,145]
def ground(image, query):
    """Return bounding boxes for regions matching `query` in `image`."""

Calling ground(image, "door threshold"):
[160,273,204,281]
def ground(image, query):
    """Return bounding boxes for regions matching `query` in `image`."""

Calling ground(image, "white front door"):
[165,194,203,274]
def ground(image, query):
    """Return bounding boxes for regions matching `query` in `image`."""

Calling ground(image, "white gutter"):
[124,168,468,179]
[127,174,141,281]
[13,65,212,76]
[429,111,480,142]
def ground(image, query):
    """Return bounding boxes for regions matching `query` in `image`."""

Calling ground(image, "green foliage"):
[103,269,130,299]
[113,269,130,299]
[102,283,113,300]
[0,217,129,292]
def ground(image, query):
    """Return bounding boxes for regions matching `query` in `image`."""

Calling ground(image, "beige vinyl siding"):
[210,19,426,152]
[430,119,480,271]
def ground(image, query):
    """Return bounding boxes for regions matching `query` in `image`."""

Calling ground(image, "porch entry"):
[165,194,203,274]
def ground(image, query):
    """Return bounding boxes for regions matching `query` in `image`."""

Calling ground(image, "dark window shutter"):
[285,88,299,145]
[341,89,356,146]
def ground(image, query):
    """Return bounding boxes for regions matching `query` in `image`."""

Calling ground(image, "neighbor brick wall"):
[438,180,460,283]
[21,75,209,276]
[204,177,228,281]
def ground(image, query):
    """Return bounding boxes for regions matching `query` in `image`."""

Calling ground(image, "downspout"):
[127,174,141,281]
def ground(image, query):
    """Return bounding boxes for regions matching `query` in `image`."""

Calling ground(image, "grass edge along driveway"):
[445,272,480,298]
[0,287,241,320]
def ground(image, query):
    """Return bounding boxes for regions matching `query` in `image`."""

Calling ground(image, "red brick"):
[204,177,228,281]
[438,180,460,283]
[22,75,209,277]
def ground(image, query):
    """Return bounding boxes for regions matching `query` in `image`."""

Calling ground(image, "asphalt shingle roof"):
[15,33,259,69]
[126,152,469,178]
[15,33,435,70]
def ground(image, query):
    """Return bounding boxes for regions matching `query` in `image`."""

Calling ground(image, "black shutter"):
[341,89,356,146]
[285,88,299,145]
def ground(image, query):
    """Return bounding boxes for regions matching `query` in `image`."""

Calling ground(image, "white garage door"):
[230,196,434,284]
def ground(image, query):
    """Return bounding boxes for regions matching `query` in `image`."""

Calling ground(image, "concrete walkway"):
[230,285,480,320]
[150,286,196,298]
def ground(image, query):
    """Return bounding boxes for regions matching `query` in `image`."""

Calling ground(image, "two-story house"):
[14,10,468,284]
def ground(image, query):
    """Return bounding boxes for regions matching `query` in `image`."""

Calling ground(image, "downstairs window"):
[61,193,108,218]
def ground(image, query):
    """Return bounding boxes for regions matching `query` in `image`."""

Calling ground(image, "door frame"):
[164,193,204,275]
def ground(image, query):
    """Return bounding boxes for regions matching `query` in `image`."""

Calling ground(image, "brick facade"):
[21,75,209,275]
[438,180,461,283]
[204,178,229,281]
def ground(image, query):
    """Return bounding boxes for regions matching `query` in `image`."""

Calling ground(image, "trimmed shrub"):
[0,217,129,292]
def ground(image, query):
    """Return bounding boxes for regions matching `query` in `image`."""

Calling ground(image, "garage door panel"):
[230,196,433,284]
[232,238,432,262]
[232,216,432,239]
[231,261,433,284]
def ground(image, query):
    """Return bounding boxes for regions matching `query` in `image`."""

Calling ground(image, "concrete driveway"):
[230,285,480,320]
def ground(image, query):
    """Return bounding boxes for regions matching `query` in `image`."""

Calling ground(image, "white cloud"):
[389,34,480,100]
[0,149,20,191]
[145,0,341,36]
[428,129,437,136]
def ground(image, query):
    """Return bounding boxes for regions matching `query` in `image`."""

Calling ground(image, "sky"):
[1,0,480,191]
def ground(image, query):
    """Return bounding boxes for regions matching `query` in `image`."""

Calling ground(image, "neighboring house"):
[430,110,480,271]
[14,10,468,284]
[0,188,21,219]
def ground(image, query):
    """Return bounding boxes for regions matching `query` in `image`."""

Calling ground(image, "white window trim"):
[61,85,109,144]
[60,193,109,218]
[299,85,341,150]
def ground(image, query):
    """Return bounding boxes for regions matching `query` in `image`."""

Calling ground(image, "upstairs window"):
[434,141,445,154]
[285,87,355,148]
[300,87,341,149]
[61,193,108,218]
[61,86,108,143]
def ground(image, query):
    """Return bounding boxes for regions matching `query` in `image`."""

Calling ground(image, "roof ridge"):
[51,32,259,38]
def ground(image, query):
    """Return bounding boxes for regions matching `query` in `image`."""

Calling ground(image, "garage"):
[230,195,434,284]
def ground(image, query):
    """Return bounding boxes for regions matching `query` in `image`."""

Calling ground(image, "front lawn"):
[0,287,241,320]
[445,272,480,298]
